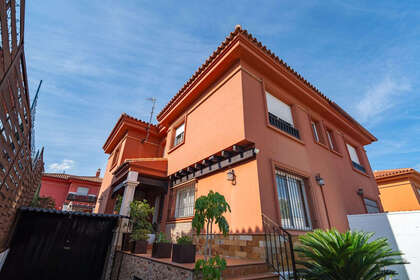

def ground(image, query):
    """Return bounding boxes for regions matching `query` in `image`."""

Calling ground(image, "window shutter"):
[346,144,360,164]
[266,92,294,126]
[175,123,185,137]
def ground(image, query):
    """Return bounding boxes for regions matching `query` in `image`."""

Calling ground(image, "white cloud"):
[355,76,411,124]
[48,159,75,173]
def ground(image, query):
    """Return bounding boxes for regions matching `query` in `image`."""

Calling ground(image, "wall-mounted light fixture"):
[315,174,325,187]
[357,188,364,196]
[227,169,236,185]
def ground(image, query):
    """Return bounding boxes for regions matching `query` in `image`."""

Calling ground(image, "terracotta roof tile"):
[121,113,158,129]
[43,173,102,183]
[156,25,375,141]
[374,168,417,179]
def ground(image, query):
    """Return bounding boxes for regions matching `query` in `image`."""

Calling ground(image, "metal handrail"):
[262,214,298,280]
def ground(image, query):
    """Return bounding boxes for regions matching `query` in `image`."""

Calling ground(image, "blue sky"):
[25,0,420,176]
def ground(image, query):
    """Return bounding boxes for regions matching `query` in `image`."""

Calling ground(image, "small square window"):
[173,123,185,147]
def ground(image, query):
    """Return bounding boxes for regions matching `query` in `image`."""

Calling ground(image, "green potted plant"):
[195,255,227,280]
[172,235,195,263]
[151,232,172,258]
[295,229,407,279]
[129,199,154,254]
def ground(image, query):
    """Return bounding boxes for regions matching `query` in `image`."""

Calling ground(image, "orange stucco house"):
[95,26,381,258]
[375,168,420,212]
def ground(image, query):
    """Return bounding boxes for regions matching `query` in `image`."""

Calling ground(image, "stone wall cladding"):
[166,221,193,242]
[194,234,267,260]
[111,251,193,280]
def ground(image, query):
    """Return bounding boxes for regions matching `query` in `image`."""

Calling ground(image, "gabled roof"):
[43,173,102,184]
[103,113,160,154]
[156,25,376,142]
[374,168,420,180]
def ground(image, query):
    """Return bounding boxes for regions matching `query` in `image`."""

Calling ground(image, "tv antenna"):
[141,97,156,143]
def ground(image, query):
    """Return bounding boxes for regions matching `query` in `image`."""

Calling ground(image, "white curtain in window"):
[266,92,294,126]
[346,144,360,164]
[175,185,195,218]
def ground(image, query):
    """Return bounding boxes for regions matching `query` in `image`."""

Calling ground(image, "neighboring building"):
[40,169,102,212]
[95,26,381,259]
[348,211,420,280]
[375,168,420,212]
[0,1,44,255]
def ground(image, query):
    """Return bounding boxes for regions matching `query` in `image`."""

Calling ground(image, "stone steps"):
[222,262,271,278]
[226,271,278,280]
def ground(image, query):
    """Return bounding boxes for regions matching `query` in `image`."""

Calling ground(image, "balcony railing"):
[66,192,97,203]
[352,161,366,173]
[268,113,300,139]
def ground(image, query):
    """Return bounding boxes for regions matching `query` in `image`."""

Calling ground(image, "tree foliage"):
[31,196,56,209]
[295,229,407,280]
[129,200,154,241]
[192,190,231,260]
[195,255,227,280]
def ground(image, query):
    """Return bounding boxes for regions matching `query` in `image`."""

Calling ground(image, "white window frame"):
[173,123,185,146]
[346,144,360,164]
[311,121,320,142]
[76,187,89,195]
[266,92,294,127]
[174,183,195,218]
[275,170,312,230]
[327,129,335,150]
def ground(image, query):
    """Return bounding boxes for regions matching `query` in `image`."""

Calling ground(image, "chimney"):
[96,168,101,177]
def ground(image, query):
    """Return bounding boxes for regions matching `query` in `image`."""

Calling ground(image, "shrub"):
[195,255,227,280]
[295,229,407,280]
[176,235,193,245]
[155,232,170,243]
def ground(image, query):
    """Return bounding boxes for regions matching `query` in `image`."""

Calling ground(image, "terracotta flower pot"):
[131,240,148,254]
[151,242,172,258]
[172,244,196,263]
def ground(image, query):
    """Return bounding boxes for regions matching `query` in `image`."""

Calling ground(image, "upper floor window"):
[266,92,300,139]
[173,123,185,147]
[275,170,311,231]
[326,128,337,151]
[311,120,324,144]
[76,187,89,195]
[346,143,366,173]
[363,198,379,213]
[175,183,195,218]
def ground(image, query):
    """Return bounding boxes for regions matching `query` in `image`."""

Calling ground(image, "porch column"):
[119,171,138,232]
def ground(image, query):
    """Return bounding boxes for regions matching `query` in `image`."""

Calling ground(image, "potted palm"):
[129,200,154,254]
[172,235,196,263]
[151,232,172,258]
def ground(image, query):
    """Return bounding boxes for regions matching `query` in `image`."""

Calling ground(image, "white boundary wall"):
[348,211,420,280]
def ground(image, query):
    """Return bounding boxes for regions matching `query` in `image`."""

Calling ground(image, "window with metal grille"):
[266,92,300,139]
[173,123,185,147]
[175,183,195,218]
[275,170,311,230]
[363,198,379,213]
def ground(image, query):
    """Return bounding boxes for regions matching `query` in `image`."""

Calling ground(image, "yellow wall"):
[379,178,420,212]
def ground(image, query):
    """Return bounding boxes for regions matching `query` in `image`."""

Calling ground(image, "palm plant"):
[295,229,407,280]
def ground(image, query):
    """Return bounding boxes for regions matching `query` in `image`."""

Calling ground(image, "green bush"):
[295,229,407,280]
[155,232,170,243]
[195,255,227,280]
[129,200,154,241]
[176,235,193,245]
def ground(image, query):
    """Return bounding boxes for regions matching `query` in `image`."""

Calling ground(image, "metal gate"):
[0,207,119,280]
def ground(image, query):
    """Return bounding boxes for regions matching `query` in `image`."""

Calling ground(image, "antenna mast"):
[142,97,156,143]
[31,80,43,158]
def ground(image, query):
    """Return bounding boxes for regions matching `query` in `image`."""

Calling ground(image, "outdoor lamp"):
[315,174,325,186]
[357,188,364,196]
